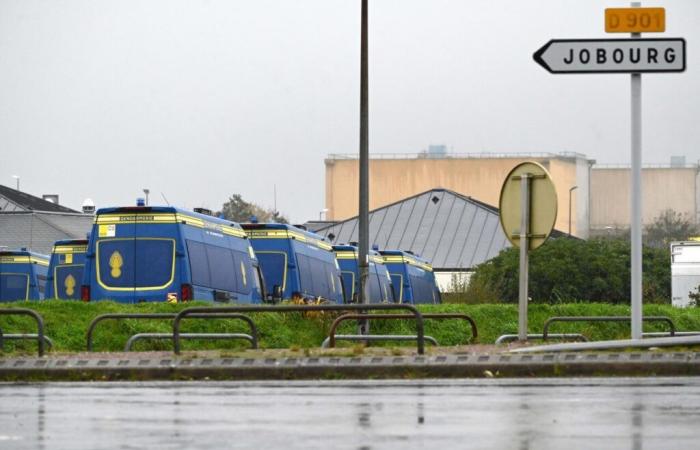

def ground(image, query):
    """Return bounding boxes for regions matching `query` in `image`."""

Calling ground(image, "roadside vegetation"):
[2,301,700,355]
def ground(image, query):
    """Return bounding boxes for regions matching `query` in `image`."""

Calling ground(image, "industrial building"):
[325,151,700,239]
[325,151,593,238]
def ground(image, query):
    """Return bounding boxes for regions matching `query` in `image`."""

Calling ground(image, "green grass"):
[2,301,700,355]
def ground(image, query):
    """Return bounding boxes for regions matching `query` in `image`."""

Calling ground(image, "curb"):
[2,351,700,381]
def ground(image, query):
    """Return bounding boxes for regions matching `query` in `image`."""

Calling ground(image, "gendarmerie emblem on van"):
[109,251,123,278]
[65,274,76,296]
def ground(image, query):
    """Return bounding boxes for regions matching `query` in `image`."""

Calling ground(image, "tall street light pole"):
[357,0,370,335]
[568,185,578,236]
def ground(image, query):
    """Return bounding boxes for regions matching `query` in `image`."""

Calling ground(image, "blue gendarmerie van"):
[332,244,395,303]
[242,223,344,303]
[81,205,265,304]
[0,249,49,302]
[379,250,441,304]
[45,239,88,300]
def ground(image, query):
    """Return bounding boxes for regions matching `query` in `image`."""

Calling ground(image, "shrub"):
[468,237,670,304]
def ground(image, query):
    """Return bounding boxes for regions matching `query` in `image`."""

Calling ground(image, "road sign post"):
[533,3,685,340]
[518,174,531,341]
[500,162,557,342]
[630,1,643,340]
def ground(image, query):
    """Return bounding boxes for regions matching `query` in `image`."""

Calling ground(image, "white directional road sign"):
[533,38,686,74]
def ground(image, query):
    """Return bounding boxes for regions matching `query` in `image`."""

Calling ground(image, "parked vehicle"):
[671,241,700,307]
[81,206,264,303]
[379,250,441,304]
[332,244,395,303]
[242,223,344,303]
[0,249,49,302]
[45,239,88,300]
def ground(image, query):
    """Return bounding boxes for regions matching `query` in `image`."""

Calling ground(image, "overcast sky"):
[1,0,698,222]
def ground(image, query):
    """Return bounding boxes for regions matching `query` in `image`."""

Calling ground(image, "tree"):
[644,209,698,249]
[219,194,289,224]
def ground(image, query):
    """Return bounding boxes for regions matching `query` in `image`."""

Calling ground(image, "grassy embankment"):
[2,301,700,355]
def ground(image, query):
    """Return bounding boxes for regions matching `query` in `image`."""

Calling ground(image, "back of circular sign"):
[498,161,558,251]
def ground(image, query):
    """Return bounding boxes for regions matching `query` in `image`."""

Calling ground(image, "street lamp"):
[568,185,578,236]
[12,175,20,191]
[143,189,150,206]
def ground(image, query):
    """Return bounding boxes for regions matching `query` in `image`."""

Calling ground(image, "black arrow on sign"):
[533,40,555,73]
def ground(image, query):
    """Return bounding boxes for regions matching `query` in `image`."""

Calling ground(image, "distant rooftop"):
[326,151,589,161]
[312,188,569,270]
[0,184,78,213]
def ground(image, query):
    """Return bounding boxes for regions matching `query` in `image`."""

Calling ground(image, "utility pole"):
[357,0,370,335]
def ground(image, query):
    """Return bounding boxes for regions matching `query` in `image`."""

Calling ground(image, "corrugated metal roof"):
[0,212,93,254]
[314,188,563,270]
[0,185,78,213]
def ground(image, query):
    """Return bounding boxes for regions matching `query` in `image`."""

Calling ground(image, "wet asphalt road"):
[1,377,699,449]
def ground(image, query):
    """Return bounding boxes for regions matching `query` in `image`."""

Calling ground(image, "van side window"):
[296,254,313,297]
[208,244,237,293]
[232,250,252,294]
[187,240,211,288]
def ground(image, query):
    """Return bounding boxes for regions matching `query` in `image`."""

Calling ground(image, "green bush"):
[468,238,670,304]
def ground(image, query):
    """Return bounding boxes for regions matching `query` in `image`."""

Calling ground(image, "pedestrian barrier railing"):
[0,333,54,351]
[324,313,478,348]
[321,334,439,348]
[87,313,258,352]
[0,308,47,356]
[124,332,255,352]
[173,304,427,354]
[495,333,588,345]
[542,316,676,341]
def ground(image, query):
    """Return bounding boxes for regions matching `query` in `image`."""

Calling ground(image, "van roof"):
[379,249,432,270]
[95,206,242,229]
[53,239,89,247]
[0,249,49,262]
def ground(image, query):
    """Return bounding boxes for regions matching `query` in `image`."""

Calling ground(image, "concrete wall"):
[590,167,700,230]
[325,154,592,237]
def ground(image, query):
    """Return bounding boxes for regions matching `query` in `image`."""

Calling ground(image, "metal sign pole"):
[518,174,531,341]
[357,0,370,336]
[630,1,643,340]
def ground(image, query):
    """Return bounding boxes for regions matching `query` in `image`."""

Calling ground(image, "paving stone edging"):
[2,352,700,380]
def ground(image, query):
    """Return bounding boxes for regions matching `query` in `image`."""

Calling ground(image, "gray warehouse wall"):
[590,166,699,231]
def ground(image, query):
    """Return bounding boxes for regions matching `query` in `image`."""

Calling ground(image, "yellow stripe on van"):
[246,229,332,250]
[95,213,178,225]
[0,256,31,264]
[53,245,88,254]
[382,255,432,271]
[334,251,357,260]
[95,212,247,238]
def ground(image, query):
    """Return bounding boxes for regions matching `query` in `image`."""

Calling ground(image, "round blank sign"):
[499,162,558,251]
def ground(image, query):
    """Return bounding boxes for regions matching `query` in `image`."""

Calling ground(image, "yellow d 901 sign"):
[605,7,665,33]
[499,162,558,251]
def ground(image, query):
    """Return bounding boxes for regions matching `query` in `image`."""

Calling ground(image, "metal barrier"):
[0,308,46,356]
[0,334,54,351]
[542,316,676,341]
[495,333,588,345]
[87,313,258,351]
[322,334,439,348]
[173,304,426,354]
[325,313,478,348]
[124,333,255,352]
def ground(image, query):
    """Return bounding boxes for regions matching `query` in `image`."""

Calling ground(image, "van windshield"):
[97,238,175,289]
[0,273,29,300]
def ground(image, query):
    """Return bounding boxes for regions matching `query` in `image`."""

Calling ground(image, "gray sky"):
[1,0,698,222]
